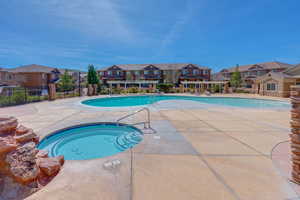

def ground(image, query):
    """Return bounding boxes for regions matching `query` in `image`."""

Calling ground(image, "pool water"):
[38,123,143,160]
[82,95,290,109]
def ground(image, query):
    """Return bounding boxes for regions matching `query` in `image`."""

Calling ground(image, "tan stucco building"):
[254,64,300,97]
[7,64,61,89]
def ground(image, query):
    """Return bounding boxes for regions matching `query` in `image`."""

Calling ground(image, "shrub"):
[127,87,139,93]
[111,88,123,94]
[157,83,174,93]
[57,70,75,92]
[212,85,221,93]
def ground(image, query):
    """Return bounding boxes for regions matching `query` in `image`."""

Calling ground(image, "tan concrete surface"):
[0,94,296,200]
[133,154,235,200]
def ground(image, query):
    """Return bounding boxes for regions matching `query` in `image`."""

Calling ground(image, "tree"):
[230,65,242,89]
[58,70,74,91]
[87,64,99,85]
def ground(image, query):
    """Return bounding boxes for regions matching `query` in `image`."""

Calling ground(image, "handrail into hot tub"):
[116,107,151,129]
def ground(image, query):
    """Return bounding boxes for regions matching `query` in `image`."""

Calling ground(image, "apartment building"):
[98,63,211,86]
[215,61,293,88]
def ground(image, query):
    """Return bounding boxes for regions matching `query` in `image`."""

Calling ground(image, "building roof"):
[7,64,59,73]
[257,71,293,81]
[2,64,82,74]
[221,62,293,73]
[283,64,300,76]
[99,63,210,71]
[211,72,230,81]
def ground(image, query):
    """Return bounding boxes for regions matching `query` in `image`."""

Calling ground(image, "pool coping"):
[37,122,144,161]
[77,93,291,110]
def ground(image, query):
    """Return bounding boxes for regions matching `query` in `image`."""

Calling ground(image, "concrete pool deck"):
[0,94,298,200]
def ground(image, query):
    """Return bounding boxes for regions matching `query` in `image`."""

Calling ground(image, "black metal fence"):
[55,85,83,99]
[0,86,86,107]
[0,87,49,107]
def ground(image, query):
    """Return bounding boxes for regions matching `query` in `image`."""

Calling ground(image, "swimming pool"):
[38,123,143,160]
[81,95,290,109]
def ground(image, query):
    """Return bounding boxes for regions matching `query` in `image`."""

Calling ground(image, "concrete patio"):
[0,94,298,200]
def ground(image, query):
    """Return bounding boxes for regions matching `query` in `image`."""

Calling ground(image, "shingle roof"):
[283,64,300,76]
[222,62,293,73]
[8,64,58,73]
[99,63,210,71]
[211,72,230,81]
[256,71,295,82]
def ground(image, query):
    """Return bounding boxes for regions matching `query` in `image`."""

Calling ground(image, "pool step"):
[115,132,143,150]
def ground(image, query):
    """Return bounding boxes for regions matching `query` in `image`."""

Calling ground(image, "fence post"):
[78,72,81,97]
[9,88,11,105]
[48,84,56,101]
[24,88,27,103]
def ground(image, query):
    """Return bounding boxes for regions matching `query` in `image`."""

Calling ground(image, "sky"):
[0,0,300,72]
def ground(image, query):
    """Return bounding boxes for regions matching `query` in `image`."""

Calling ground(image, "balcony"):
[101,74,125,80]
[180,73,209,80]
[141,74,162,80]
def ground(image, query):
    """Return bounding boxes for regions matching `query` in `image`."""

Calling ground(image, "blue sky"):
[0,0,300,72]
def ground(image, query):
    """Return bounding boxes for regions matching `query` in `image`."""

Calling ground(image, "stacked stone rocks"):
[0,117,64,200]
[290,86,300,184]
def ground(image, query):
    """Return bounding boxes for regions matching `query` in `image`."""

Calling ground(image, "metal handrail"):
[116,107,151,129]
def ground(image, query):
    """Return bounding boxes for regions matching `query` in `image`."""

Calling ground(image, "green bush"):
[172,88,180,93]
[212,85,221,93]
[127,87,139,93]
[0,87,49,107]
[235,89,250,93]
[111,88,123,94]
[57,70,75,92]
[157,83,174,93]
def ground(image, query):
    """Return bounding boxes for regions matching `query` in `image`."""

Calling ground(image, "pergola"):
[181,81,229,93]
[107,80,159,89]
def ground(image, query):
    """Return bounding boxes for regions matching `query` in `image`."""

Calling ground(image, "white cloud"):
[28,0,135,42]
[155,0,199,58]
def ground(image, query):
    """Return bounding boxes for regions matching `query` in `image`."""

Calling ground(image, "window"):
[134,71,139,75]
[193,69,198,75]
[7,74,12,80]
[116,71,122,75]
[99,71,103,75]
[154,70,159,75]
[182,69,188,75]
[257,71,266,76]
[144,70,149,75]
[203,70,208,75]
[108,71,112,75]
[266,83,276,91]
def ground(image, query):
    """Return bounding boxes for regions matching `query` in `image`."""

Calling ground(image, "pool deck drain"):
[0,94,297,200]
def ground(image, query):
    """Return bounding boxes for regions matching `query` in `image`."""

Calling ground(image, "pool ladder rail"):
[116,107,151,130]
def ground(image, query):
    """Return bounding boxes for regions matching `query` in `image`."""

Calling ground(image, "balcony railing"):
[180,74,209,79]
[141,74,162,79]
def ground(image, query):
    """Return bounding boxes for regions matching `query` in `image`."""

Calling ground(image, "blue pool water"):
[38,123,143,160]
[82,95,290,109]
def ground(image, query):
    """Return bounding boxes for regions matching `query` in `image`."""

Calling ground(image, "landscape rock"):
[5,142,39,184]
[37,157,62,176]
[36,150,49,158]
[15,125,31,135]
[0,117,64,199]
[0,137,18,156]
[290,86,300,184]
[0,117,18,135]
[33,136,40,144]
[14,130,37,144]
